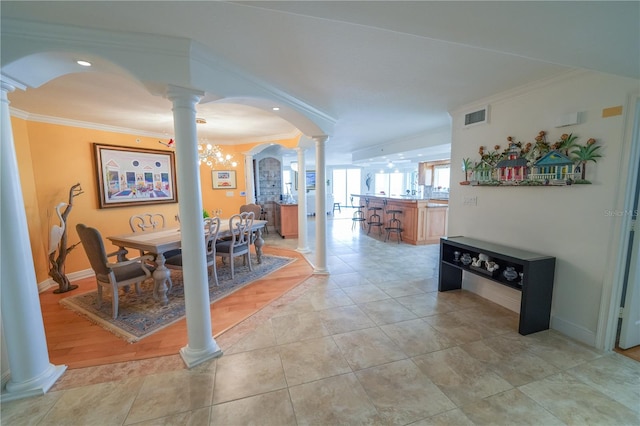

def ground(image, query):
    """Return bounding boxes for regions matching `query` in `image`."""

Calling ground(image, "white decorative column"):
[245,153,255,204]
[0,77,66,402]
[296,147,310,253]
[313,135,329,274]
[166,85,222,368]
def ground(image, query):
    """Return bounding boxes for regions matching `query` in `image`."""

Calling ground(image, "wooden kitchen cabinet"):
[275,202,298,238]
[418,162,433,186]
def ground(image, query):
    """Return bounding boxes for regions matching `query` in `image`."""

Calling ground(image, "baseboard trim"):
[550,315,597,347]
[460,274,598,347]
[1,370,10,389]
[37,269,95,294]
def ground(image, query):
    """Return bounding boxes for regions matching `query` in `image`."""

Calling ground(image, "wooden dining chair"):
[129,213,166,232]
[76,223,153,319]
[165,217,221,286]
[240,203,261,218]
[240,203,263,243]
[216,212,254,280]
[129,212,181,259]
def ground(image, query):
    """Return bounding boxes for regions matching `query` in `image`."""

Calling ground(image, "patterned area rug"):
[60,255,295,343]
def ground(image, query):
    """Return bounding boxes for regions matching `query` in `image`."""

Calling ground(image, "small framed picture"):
[212,170,237,189]
[305,170,316,190]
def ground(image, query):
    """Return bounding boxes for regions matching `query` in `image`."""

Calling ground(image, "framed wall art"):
[212,170,237,189]
[305,170,316,190]
[94,143,178,209]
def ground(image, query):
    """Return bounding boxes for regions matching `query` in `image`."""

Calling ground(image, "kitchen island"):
[352,194,448,245]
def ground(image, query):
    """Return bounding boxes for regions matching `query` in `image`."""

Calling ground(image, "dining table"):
[107,219,267,306]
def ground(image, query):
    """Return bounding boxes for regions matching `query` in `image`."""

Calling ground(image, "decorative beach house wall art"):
[460,131,602,187]
[94,143,178,208]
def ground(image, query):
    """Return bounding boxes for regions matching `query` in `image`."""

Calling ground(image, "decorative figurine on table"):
[471,257,482,267]
[461,253,472,265]
[503,266,518,281]
[453,251,461,262]
[486,261,500,273]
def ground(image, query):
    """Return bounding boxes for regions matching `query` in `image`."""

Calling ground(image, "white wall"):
[448,70,639,346]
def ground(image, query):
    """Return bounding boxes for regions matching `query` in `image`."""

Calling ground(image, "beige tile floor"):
[3,214,640,425]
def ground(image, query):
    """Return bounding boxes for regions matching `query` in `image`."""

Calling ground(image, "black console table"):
[439,236,556,335]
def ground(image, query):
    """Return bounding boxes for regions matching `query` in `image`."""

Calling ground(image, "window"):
[375,172,412,196]
[374,173,388,195]
[433,165,450,190]
[331,168,361,206]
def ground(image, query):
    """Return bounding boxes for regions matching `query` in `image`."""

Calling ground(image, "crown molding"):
[10,107,167,138]
[1,18,191,60]
[8,107,29,120]
[9,107,303,144]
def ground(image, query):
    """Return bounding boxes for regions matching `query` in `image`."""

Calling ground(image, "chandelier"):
[197,142,238,169]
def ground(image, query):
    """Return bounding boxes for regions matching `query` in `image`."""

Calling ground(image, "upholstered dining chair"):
[165,217,221,286]
[76,223,153,319]
[216,212,254,280]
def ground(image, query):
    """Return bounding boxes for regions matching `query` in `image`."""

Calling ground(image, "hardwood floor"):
[615,344,640,362]
[41,247,313,369]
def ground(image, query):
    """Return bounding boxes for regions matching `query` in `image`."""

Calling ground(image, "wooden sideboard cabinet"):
[439,236,556,335]
[275,202,298,238]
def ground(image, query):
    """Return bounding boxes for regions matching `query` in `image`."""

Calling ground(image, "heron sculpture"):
[48,183,83,293]
[48,202,68,255]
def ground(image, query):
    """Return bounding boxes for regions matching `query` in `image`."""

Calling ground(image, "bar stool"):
[333,202,341,214]
[385,207,403,243]
[352,202,366,230]
[366,198,383,235]
[259,205,269,234]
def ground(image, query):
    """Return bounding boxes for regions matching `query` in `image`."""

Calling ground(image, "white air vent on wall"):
[464,105,490,127]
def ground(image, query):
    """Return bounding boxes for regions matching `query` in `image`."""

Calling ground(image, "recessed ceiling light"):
[76,60,92,67]
[272,107,280,111]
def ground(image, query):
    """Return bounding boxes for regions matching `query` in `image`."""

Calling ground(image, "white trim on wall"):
[38,268,95,294]
[551,316,597,347]
[597,92,640,351]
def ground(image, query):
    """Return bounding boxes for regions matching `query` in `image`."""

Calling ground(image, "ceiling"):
[2,1,638,166]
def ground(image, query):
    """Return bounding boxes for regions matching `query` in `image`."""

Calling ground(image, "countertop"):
[351,194,448,207]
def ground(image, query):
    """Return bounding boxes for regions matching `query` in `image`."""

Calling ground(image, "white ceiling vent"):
[464,105,490,128]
